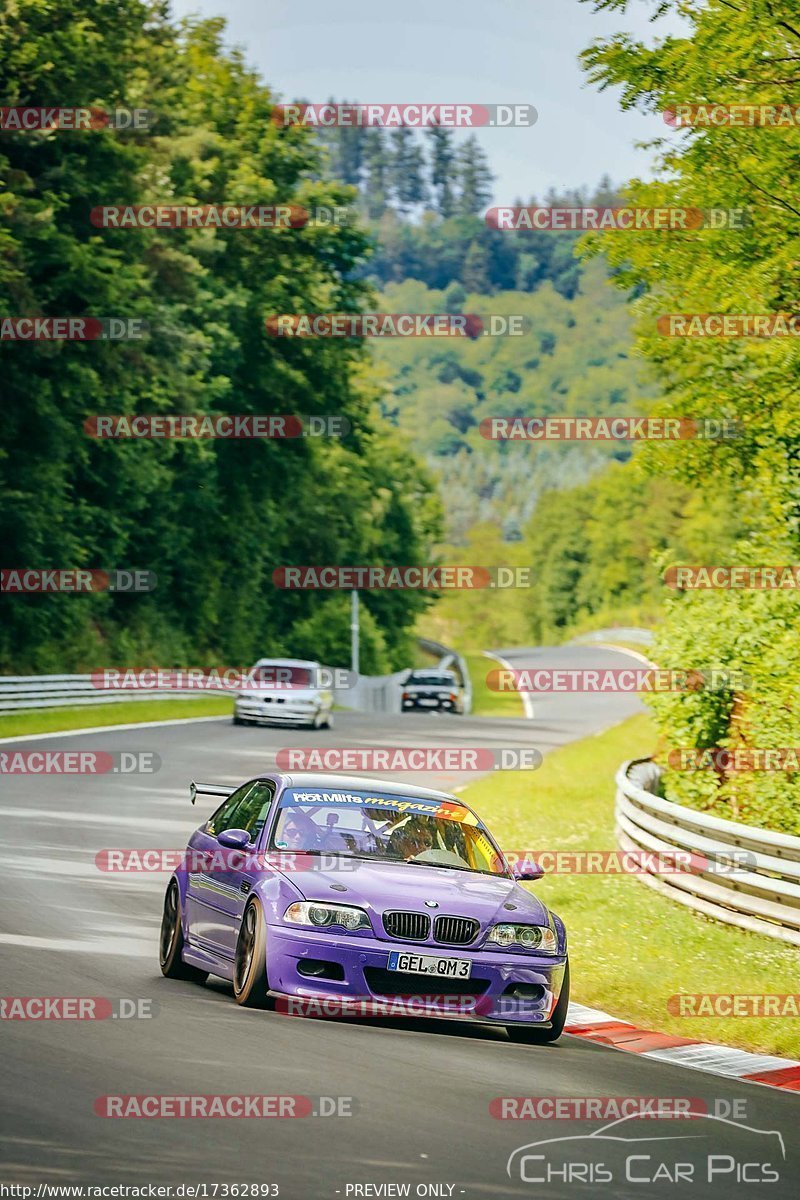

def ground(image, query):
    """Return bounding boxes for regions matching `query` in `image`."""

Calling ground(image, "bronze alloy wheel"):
[159,880,208,983]
[233,899,271,1008]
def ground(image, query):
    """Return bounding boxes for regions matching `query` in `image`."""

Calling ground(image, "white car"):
[233,658,334,729]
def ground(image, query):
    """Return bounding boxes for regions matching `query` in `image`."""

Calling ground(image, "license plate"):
[387,951,471,979]
[418,698,438,706]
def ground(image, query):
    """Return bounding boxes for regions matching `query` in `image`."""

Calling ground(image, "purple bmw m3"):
[159,773,570,1043]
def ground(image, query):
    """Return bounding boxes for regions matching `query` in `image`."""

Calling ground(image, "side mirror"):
[217,828,251,850]
[190,781,197,806]
[511,860,545,882]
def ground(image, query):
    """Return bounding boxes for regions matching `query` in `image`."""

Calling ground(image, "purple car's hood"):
[281,857,549,932]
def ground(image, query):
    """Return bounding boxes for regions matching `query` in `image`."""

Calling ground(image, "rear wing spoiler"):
[190,781,233,806]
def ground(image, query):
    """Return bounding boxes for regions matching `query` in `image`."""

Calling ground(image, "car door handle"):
[187,849,214,873]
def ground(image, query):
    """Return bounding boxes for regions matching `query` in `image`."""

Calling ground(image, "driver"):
[274,807,351,853]
[391,818,434,860]
[275,808,319,851]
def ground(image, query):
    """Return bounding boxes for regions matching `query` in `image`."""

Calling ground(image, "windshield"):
[254,664,312,688]
[408,674,456,687]
[271,788,508,876]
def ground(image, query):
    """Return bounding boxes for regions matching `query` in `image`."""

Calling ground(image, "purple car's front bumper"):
[266,924,567,1025]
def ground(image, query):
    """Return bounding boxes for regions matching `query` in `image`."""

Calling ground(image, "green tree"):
[455,135,493,215]
[461,239,492,292]
[579,0,800,828]
[361,127,390,219]
[0,0,441,672]
[388,125,427,213]
[317,104,363,186]
[288,594,390,675]
[426,123,457,217]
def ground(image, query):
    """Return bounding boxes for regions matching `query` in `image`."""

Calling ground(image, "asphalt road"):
[0,645,797,1197]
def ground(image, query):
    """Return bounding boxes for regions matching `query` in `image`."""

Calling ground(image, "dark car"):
[401,669,464,714]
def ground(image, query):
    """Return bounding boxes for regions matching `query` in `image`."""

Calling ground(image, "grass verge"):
[0,696,232,739]
[465,652,525,719]
[462,712,800,1059]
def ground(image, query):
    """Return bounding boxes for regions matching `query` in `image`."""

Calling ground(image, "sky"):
[169,0,686,204]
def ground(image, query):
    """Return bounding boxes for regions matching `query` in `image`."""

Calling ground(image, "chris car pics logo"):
[507,1113,784,1186]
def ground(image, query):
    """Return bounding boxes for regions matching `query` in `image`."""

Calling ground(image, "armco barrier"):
[0,671,387,714]
[0,674,200,711]
[575,627,655,647]
[332,669,407,715]
[616,758,800,947]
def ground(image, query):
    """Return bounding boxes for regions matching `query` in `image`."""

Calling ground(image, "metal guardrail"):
[0,671,396,715]
[616,757,800,947]
[0,674,210,711]
[333,670,408,715]
[574,627,655,647]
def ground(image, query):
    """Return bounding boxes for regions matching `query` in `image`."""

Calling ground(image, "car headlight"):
[284,901,371,932]
[486,923,557,952]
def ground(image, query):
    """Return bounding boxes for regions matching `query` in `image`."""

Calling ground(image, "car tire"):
[506,961,570,1045]
[233,899,272,1008]
[159,880,208,983]
[233,715,244,725]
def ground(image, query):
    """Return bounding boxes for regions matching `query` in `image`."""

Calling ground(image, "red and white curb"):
[566,1002,800,1092]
